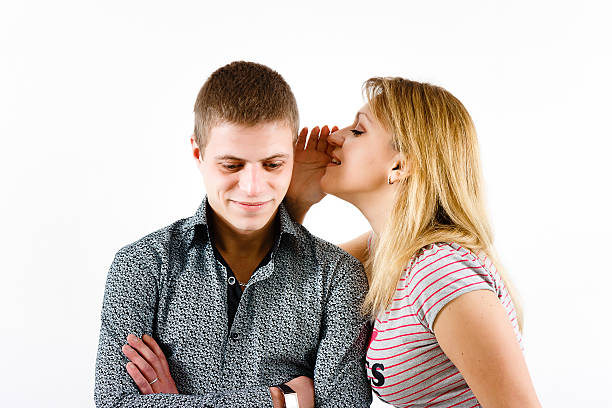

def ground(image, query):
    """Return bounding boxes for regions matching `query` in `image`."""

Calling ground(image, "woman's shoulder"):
[406,242,497,287]
[410,241,466,266]
[402,242,503,331]
[411,241,488,264]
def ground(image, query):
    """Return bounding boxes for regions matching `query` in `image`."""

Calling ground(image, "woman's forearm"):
[283,197,312,224]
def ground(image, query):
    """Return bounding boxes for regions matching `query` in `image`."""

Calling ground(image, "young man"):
[94,61,372,407]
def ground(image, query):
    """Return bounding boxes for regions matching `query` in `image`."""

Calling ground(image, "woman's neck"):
[344,186,396,238]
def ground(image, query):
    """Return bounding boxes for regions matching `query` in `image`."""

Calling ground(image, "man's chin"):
[228,210,276,233]
[231,221,270,234]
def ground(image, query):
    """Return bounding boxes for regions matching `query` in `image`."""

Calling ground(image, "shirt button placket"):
[225,328,241,381]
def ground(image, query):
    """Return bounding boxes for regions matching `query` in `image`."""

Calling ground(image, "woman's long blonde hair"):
[363,77,523,331]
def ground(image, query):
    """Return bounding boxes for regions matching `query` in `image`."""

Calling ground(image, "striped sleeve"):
[406,243,497,333]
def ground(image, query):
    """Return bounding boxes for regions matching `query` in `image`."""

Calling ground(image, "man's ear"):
[190,135,202,163]
[388,153,410,185]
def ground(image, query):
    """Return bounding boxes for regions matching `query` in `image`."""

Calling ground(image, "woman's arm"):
[286,126,371,264]
[433,290,541,408]
[285,126,336,223]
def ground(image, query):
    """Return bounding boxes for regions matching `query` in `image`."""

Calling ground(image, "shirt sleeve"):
[406,244,497,333]
[94,245,273,408]
[313,252,372,408]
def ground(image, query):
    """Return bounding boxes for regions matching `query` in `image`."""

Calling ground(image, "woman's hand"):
[285,125,338,223]
[122,333,179,394]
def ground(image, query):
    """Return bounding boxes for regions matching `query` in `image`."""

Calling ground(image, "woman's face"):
[321,104,398,201]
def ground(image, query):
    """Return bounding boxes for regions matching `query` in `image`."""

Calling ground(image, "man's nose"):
[238,164,265,196]
[327,130,346,147]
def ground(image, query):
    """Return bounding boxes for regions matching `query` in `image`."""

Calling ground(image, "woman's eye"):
[265,162,283,169]
[350,129,364,136]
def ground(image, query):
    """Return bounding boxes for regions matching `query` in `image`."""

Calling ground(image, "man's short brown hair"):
[193,61,299,149]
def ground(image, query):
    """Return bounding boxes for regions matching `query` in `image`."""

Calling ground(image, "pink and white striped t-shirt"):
[366,242,522,407]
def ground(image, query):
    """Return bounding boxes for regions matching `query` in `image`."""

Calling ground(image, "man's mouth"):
[235,200,269,206]
[231,200,271,211]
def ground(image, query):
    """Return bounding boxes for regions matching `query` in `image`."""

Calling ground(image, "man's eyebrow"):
[214,155,242,161]
[262,153,290,161]
[214,153,290,161]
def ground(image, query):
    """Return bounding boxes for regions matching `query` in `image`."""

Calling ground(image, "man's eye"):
[265,162,283,169]
[350,129,364,136]
[222,164,242,170]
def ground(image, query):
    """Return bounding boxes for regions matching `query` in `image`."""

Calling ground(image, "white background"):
[1,0,611,406]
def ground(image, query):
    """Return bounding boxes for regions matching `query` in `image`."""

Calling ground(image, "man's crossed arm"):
[121,333,314,407]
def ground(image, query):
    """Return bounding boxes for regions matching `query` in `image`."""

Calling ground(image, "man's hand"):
[122,333,179,394]
[286,376,314,408]
[285,125,338,223]
[269,376,315,408]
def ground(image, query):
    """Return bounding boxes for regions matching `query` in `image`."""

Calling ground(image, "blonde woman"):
[286,78,541,407]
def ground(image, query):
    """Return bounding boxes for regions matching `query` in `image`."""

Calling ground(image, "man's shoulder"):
[112,216,192,265]
[289,225,369,306]
[289,223,363,272]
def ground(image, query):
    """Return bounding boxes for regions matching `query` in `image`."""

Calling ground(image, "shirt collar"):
[183,196,300,245]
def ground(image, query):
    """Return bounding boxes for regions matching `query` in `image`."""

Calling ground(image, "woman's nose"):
[327,130,345,147]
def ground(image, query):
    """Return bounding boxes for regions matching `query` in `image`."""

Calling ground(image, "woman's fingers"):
[126,362,154,394]
[305,126,320,150]
[296,127,308,151]
[301,124,338,153]
[317,125,329,152]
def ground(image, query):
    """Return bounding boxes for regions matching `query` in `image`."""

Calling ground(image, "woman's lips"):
[328,154,342,166]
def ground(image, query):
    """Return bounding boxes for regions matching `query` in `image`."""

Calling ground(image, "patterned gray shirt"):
[95,197,372,407]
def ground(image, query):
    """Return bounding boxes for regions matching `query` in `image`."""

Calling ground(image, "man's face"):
[191,121,294,234]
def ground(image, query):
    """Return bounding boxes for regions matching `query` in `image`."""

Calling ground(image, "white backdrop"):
[1,0,611,406]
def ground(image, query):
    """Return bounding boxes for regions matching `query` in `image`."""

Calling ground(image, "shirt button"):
[230,332,239,340]
[228,276,236,285]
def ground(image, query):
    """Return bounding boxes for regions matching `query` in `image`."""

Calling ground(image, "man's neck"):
[208,208,278,280]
